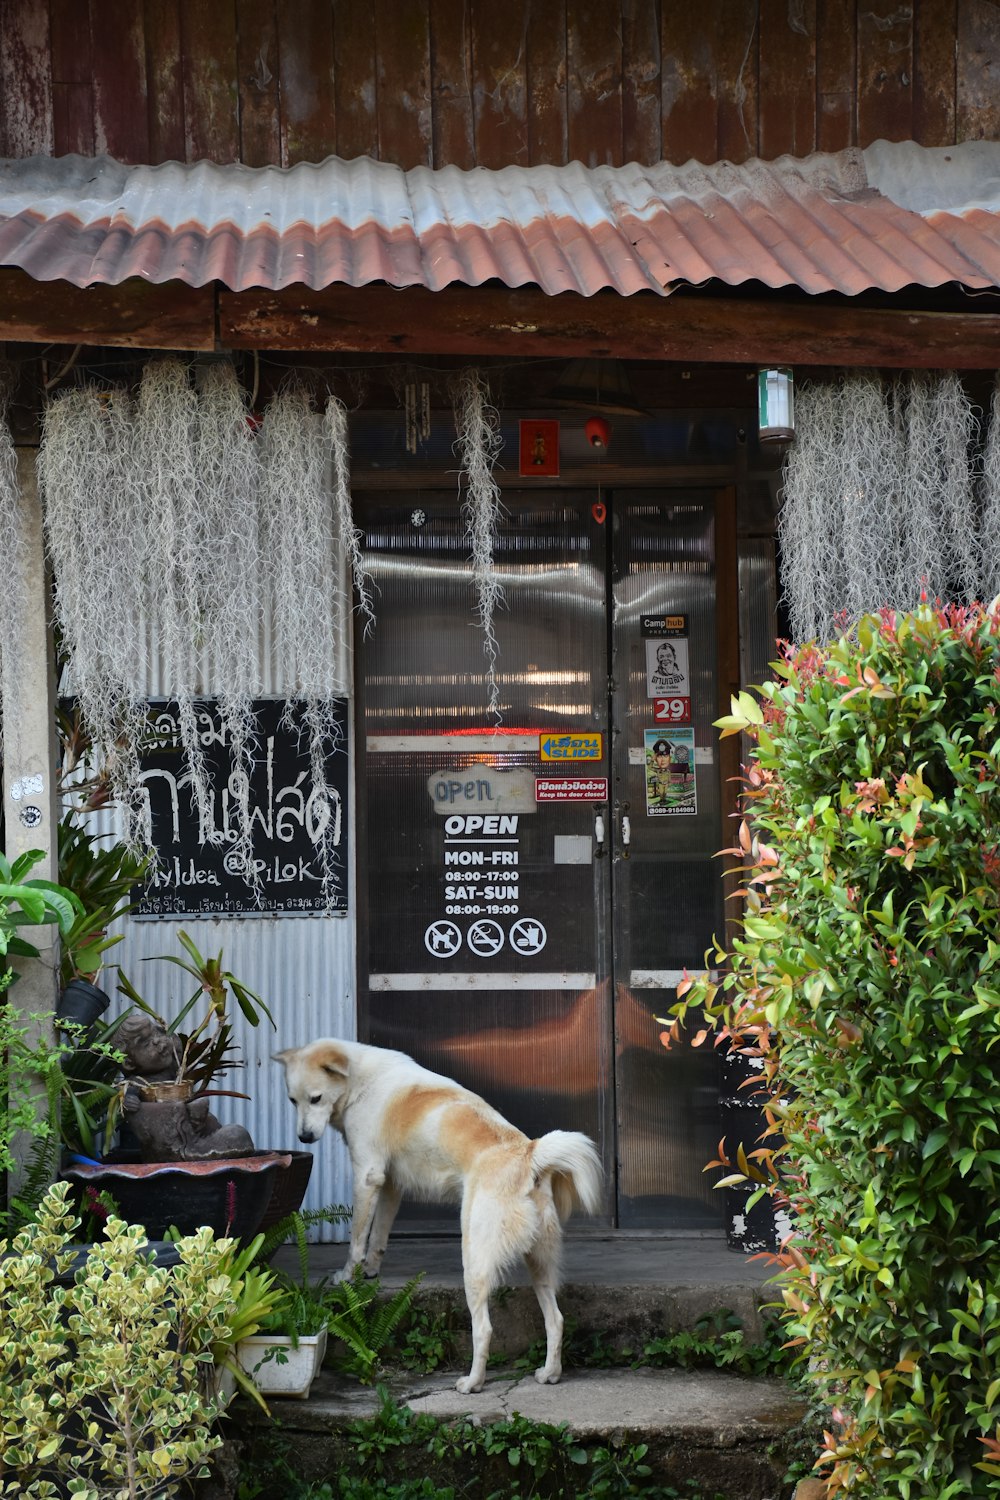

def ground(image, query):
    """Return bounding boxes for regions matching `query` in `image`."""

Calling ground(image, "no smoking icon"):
[467,920,504,956]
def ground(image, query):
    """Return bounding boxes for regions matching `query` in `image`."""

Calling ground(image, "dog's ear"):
[313,1042,349,1079]
[272,1047,298,1067]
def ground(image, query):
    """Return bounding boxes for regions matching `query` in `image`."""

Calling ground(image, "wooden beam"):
[219,282,1000,368]
[0,270,216,349]
[0,267,998,369]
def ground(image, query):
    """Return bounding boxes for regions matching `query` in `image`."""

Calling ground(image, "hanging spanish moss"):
[39,385,148,844]
[193,361,263,886]
[779,372,980,642]
[134,358,215,844]
[37,358,367,909]
[257,386,340,907]
[980,377,1000,604]
[325,394,375,635]
[0,370,24,756]
[451,368,505,722]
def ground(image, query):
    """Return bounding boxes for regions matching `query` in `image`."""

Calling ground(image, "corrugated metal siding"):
[4,141,1000,297]
[107,898,356,1240]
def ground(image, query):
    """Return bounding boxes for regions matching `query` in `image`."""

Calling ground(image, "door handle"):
[621,813,631,857]
[594,809,606,856]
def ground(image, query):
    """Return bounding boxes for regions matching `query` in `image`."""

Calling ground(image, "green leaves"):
[664,602,1000,1496]
[0,1181,235,1494]
[116,929,275,1093]
[0,848,84,971]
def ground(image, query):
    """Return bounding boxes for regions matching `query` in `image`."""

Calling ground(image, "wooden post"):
[1,446,61,1192]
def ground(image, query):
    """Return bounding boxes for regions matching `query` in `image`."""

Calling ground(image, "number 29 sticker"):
[653,697,690,724]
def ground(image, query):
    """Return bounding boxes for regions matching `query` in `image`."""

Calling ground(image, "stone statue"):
[122,1090,255,1161]
[115,1011,255,1161]
[116,1012,183,1082]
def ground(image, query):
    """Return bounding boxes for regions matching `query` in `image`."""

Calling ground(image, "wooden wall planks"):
[236,0,280,169]
[375,0,433,169]
[760,0,815,160]
[144,0,185,164]
[277,0,336,168]
[0,1,996,169]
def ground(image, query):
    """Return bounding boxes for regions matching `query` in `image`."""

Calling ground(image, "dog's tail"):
[531,1131,603,1220]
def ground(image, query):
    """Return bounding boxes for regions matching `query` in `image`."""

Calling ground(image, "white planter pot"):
[235,1329,328,1399]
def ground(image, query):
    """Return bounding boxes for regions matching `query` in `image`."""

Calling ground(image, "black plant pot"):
[256,1148,314,1234]
[54,1239,182,1286]
[57,978,110,1032]
[62,1152,300,1241]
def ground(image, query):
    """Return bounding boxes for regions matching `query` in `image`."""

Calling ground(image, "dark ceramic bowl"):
[62,1152,296,1241]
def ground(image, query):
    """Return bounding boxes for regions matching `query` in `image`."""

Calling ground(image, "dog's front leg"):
[363,1178,402,1277]
[334,1165,386,1284]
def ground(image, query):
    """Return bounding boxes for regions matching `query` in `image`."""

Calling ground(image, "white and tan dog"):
[273,1038,603,1394]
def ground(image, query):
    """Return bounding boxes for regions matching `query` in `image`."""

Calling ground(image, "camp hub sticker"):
[539,732,603,762]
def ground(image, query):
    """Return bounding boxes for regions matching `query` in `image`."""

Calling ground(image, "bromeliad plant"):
[116,928,274,1095]
[56,815,149,988]
[664,601,1000,1497]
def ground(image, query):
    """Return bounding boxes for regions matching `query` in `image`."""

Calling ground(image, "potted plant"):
[227,1206,351,1400]
[233,1279,331,1400]
[0,845,81,989]
[198,1228,292,1410]
[61,932,313,1241]
[0,845,105,1230]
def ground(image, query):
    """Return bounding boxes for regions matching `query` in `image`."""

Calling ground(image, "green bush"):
[0,1180,243,1497]
[666,602,1000,1497]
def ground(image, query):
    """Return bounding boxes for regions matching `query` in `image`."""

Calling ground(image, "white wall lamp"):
[757,367,795,442]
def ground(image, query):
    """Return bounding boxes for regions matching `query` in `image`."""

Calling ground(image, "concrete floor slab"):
[277,1232,778,1290]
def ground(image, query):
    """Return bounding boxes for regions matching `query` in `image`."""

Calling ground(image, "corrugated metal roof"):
[1,140,1000,298]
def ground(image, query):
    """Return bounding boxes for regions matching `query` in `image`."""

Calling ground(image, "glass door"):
[609,493,726,1229]
[356,489,728,1231]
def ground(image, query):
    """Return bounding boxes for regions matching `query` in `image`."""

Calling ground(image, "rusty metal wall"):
[1,1,997,170]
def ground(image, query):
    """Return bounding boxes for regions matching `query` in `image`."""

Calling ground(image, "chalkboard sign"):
[136,698,349,918]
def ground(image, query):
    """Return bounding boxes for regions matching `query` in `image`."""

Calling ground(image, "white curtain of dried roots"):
[37,358,373,907]
[778,371,989,642]
[451,368,505,722]
[0,370,24,756]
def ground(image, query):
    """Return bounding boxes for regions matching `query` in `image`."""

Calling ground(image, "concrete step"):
[273,1231,779,1364]
[202,1239,813,1499]
[208,1365,811,1499]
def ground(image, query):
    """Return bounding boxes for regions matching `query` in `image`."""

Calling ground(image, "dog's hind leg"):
[363,1178,402,1277]
[524,1243,565,1385]
[455,1260,493,1395]
[455,1192,505,1395]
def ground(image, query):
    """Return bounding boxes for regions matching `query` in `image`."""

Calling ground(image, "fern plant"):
[324,1270,425,1384]
[254,1202,352,1276]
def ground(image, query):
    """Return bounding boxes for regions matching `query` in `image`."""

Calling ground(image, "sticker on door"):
[644,729,697,816]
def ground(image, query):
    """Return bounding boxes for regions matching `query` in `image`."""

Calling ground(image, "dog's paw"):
[331,1265,355,1285]
[534,1366,562,1385]
[455,1374,485,1395]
